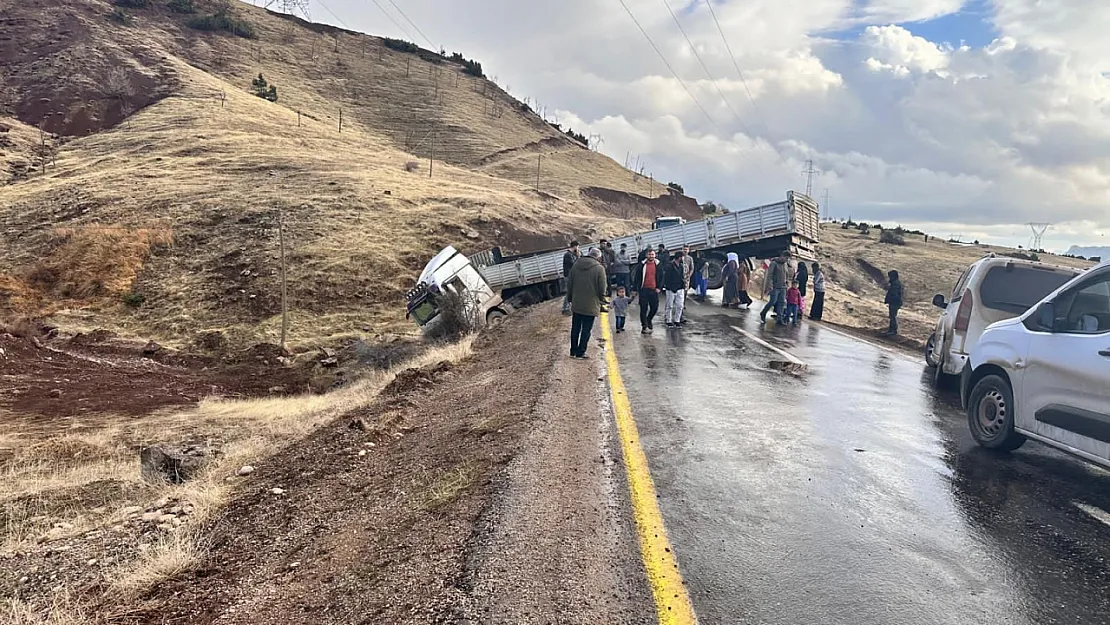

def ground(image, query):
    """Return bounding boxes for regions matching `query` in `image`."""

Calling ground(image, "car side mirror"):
[932,294,947,309]
[1036,302,1055,331]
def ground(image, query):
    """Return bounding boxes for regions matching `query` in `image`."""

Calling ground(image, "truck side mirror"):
[932,294,947,309]
[1036,302,1055,331]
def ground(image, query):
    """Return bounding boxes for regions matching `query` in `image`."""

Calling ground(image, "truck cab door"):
[1022,268,1110,462]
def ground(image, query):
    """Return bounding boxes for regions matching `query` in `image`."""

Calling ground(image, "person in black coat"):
[882,270,904,336]
[561,240,580,314]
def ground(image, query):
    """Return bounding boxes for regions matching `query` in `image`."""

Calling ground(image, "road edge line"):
[600,313,698,625]
[730,325,806,365]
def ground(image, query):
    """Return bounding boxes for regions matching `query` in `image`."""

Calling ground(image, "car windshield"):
[979,266,1077,314]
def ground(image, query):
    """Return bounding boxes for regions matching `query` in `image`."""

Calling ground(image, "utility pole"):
[802,160,820,198]
[429,131,435,179]
[822,189,830,221]
[338,108,343,133]
[278,209,289,350]
[535,154,542,191]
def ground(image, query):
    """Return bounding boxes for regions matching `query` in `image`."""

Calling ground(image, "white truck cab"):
[962,260,1110,469]
[405,246,501,334]
[926,256,1079,385]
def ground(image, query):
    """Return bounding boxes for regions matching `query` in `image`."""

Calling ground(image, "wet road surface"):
[608,294,1110,625]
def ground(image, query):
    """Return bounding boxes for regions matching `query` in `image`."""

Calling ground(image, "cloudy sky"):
[306,0,1110,252]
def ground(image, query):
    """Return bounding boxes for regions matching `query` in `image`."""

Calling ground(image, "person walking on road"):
[760,252,790,323]
[632,248,663,334]
[810,262,826,321]
[680,246,694,323]
[565,248,608,359]
[692,251,709,302]
[882,269,904,336]
[722,252,740,308]
[561,240,580,315]
[796,260,809,317]
[738,257,753,308]
[600,239,617,291]
[611,286,631,333]
[613,243,632,292]
[663,252,686,328]
[785,281,802,325]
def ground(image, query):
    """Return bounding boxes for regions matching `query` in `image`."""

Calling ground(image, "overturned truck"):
[405,191,820,334]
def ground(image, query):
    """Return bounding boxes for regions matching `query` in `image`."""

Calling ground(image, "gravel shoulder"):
[127,304,653,624]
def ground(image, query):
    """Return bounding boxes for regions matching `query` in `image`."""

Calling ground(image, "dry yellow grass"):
[108,531,203,597]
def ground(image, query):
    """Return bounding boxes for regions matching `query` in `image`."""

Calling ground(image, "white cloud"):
[318,0,1110,247]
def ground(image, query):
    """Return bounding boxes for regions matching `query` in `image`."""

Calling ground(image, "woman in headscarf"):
[722,252,740,308]
[738,257,753,308]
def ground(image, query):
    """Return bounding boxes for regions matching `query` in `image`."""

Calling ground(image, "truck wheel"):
[967,375,1026,451]
[486,309,507,328]
[925,333,939,367]
[706,257,725,290]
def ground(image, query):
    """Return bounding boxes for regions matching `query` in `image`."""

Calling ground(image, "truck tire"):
[706,256,725,290]
[967,375,1026,451]
[486,309,507,328]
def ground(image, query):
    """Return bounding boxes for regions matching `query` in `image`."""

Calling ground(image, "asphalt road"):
[609,293,1110,625]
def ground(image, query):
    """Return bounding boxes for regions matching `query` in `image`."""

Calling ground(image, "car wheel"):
[967,375,1026,451]
[925,333,939,367]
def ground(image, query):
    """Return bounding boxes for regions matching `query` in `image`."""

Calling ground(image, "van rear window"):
[979,266,1076,313]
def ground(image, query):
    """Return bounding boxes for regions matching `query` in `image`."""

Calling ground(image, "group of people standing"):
[563,239,847,359]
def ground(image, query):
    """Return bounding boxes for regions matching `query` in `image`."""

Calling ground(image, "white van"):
[926,257,1080,385]
[962,260,1110,469]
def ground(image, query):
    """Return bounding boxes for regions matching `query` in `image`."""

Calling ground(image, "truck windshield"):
[655,218,682,229]
[979,266,1077,314]
[410,299,439,326]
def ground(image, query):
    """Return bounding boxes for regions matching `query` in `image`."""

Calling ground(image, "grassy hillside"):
[0,0,695,349]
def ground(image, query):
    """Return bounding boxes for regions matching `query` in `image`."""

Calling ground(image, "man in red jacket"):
[632,248,662,334]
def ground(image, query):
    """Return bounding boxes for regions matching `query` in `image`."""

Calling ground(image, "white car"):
[926,256,1080,385]
[962,260,1110,469]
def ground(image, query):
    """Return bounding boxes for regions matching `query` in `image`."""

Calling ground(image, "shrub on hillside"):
[461,58,484,77]
[404,161,420,172]
[108,8,134,25]
[880,228,906,245]
[114,0,150,7]
[424,290,482,343]
[858,223,871,235]
[251,73,278,102]
[564,128,588,146]
[667,181,685,194]
[384,38,419,53]
[122,292,146,308]
[168,0,197,13]
[845,275,864,294]
[187,5,255,39]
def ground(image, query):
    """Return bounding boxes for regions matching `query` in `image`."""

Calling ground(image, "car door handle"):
[1100,349,1110,357]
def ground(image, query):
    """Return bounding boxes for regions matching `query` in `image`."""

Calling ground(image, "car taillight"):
[954,289,974,332]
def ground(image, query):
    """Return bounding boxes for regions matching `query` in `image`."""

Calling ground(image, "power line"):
[370,0,416,41]
[703,0,787,165]
[615,0,722,132]
[385,0,437,50]
[659,0,754,138]
[314,0,349,28]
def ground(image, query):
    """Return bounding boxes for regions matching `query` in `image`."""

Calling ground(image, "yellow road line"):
[599,312,698,625]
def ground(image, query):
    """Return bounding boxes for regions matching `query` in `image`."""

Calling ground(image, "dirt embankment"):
[118,305,651,624]
[583,187,702,222]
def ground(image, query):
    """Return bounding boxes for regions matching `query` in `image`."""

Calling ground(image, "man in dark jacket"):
[759,252,791,323]
[631,249,663,334]
[663,252,687,328]
[561,240,580,315]
[566,249,608,358]
[883,270,904,336]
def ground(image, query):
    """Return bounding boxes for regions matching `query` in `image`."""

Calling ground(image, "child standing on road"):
[611,286,632,333]
[785,281,802,325]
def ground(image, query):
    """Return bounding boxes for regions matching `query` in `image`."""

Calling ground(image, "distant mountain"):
[1065,246,1110,259]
